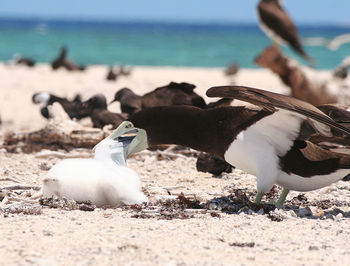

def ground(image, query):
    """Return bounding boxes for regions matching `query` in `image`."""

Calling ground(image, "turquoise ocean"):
[0,18,349,69]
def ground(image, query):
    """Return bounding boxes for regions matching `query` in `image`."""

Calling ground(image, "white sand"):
[1,64,350,265]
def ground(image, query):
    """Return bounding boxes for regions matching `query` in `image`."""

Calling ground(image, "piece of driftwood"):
[1,203,42,215]
[255,45,337,106]
[0,177,19,182]
[0,184,41,191]
[2,103,108,153]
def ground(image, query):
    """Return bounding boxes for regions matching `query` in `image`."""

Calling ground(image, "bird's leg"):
[254,191,264,205]
[275,188,290,209]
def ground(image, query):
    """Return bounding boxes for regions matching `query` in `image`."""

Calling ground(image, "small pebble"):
[289,210,297,218]
[309,246,319,251]
[309,206,324,218]
[257,208,264,215]
[335,213,343,220]
[297,207,312,217]
[39,162,51,171]
[326,214,335,220]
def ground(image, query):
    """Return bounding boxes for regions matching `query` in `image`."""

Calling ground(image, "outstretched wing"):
[206,86,350,136]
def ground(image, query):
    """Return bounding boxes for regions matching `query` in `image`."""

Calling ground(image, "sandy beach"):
[1,64,350,266]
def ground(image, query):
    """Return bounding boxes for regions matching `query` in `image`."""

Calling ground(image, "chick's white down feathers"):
[42,139,148,206]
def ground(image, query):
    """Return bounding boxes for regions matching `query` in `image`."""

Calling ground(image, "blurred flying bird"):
[257,0,312,63]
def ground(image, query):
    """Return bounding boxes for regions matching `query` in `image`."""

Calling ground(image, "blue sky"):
[1,0,349,25]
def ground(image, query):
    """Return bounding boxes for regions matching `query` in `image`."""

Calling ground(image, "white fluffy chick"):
[42,134,148,207]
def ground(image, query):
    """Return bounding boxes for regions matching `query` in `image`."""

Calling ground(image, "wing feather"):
[206,85,350,136]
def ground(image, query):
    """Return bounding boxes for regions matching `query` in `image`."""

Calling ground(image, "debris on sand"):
[1,203,42,216]
[129,193,202,220]
[40,196,96,212]
[229,242,255,248]
[2,103,107,153]
[127,189,350,221]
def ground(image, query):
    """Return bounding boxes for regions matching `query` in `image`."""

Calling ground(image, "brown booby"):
[83,94,128,129]
[257,0,312,63]
[110,88,142,115]
[110,85,350,208]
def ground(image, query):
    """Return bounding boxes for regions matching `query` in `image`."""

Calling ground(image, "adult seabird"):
[110,86,350,208]
[83,94,128,129]
[42,129,148,206]
[106,67,118,81]
[257,0,312,63]
[51,46,85,71]
[110,88,142,115]
[141,82,206,109]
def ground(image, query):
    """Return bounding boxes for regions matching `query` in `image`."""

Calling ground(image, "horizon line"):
[1,13,350,28]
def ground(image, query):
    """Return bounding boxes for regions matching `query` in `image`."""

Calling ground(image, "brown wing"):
[206,85,350,136]
[280,140,350,177]
[317,104,350,124]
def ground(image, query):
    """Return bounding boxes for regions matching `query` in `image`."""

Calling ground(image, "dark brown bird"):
[224,62,239,76]
[106,67,118,81]
[16,57,36,67]
[141,82,206,109]
[257,0,312,63]
[83,94,127,129]
[51,46,85,71]
[110,88,142,115]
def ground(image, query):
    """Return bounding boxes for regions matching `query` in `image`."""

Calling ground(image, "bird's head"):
[32,92,51,105]
[103,121,148,158]
[110,88,134,104]
[82,94,107,109]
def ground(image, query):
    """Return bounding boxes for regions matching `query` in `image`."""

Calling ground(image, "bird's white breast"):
[224,109,303,192]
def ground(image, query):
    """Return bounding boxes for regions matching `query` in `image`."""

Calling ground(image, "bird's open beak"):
[107,121,148,157]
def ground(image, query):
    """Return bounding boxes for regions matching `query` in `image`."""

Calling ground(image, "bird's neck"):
[129,106,270,157]
[49,95,67,105]
[94,140,126,166]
